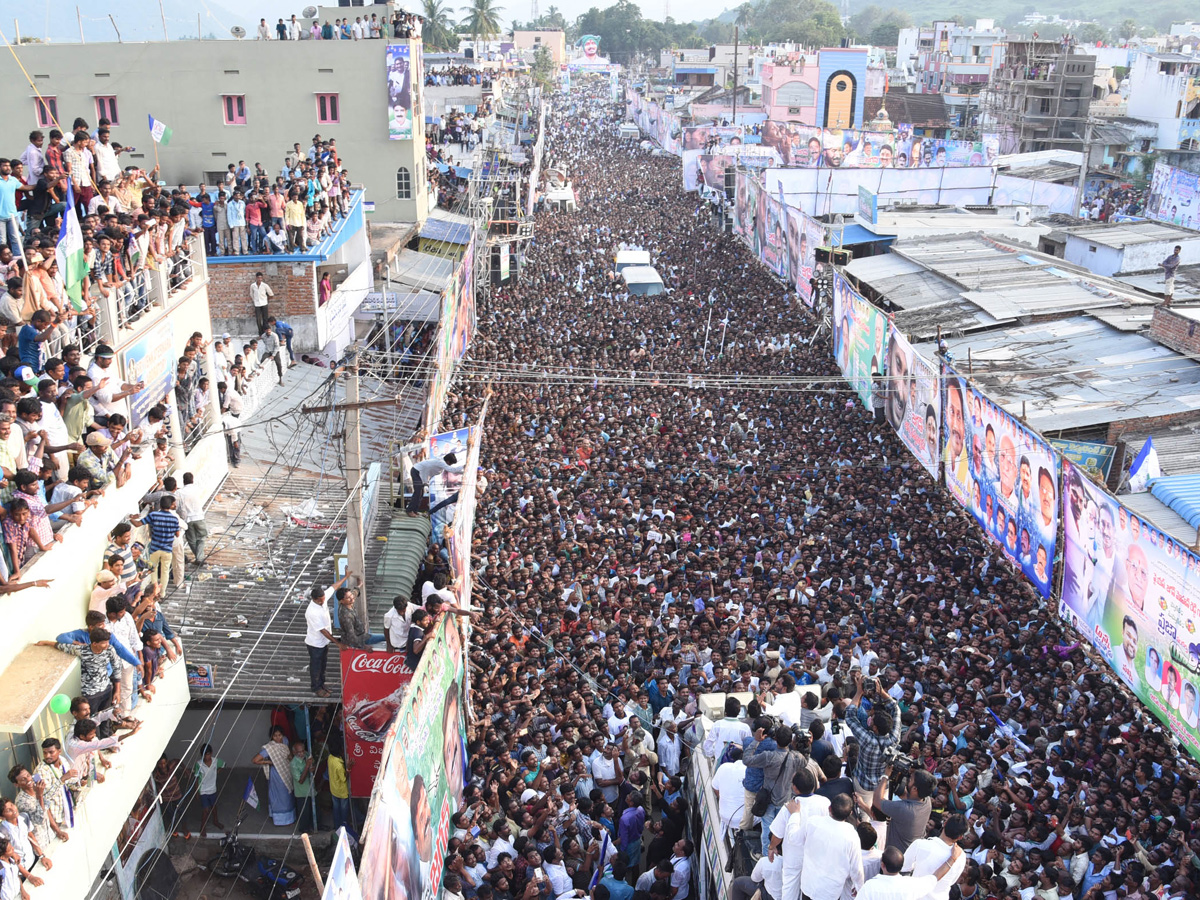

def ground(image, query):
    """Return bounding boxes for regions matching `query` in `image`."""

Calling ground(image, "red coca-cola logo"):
[348,653,412,675]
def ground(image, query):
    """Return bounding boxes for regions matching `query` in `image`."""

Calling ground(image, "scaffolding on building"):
[981,38,1094,154]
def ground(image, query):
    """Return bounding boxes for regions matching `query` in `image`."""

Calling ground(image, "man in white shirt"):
[732,851,783,900]
[657,720,683,777]
[770,769,830,900]
[799,794,864,900]
[857,847,938,900]
[87,344,143,421]
[249,272,274,334]
[591,742,621,803]
[93,129,123,181]
[408,452,466,515]
[304,585,341,697]
[901,815,969,900]
[384,595,422,654]
[761,674,806,726]
[668,839,693,900]
[485,821,516,868]
[711,747,747,836]
[703,696,751,760]
[174,471,209,565]
[105,596,143,715]
[421,571,457,606]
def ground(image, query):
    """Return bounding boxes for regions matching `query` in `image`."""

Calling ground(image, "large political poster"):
[1059,460,1200,760]
[787,207,822,305]
[942,365,1058,596]
[358,615,467,900]
[1148,161,1199,229]
[883,330,940,478]
[122,318,174,428]
[761,194,789,280]
[759,120,999,168]
[387,44,414,140]
[831,272,888,409]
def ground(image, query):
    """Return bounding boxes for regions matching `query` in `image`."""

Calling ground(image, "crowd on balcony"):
[256,11,420,41]
[426,67,494,88]
[185,137,352,258]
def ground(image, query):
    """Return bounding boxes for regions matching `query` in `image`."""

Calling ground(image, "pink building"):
[760,56,819,124]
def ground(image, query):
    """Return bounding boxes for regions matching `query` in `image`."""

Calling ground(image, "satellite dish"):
[231,25,246,38]
[303,6,318,17]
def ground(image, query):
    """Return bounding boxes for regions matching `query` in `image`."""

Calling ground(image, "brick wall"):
[1107,410,1200,445]
[1149,306,1200,358]
[206,260,317,322]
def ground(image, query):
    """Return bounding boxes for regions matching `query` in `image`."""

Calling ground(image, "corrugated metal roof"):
[1115,423,1200,476]
[1059,220,1199,249]
[1087,308,1155,332]
[1113,270,1200,300]
[1151,475,1200,529]
[392,249,457,293]
[420,218,474,245]
[913,315,1200,432]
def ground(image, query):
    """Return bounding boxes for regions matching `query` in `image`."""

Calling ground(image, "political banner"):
[883,330,940,477]
[1049,439,1116,480]
[761,194,789,280]
[831,272,889,409]
[122,318,174,428]
[358,616,467,900]
[341,650,414,797]
[787,207,822,305]
[1148,161,1199,229]
[387,44,415,140]
[759,120,999,168]
[1059,460,1200,760]
[321,828,363,900]
[682,149,703,192]
[942,366,1058,596]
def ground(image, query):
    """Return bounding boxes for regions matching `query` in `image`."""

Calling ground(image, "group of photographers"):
[712,669,966,900]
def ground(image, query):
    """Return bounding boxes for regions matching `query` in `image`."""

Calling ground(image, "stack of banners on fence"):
[831,272,889,408]
[758,120,1000,168]
[387,44,415,140]
[942,366,1058,597]
[763,165,997,218]
[427,426,473,519]
[882,330,941,477]
[693,146,785,192]
[1148,161,1200,229]
[322,828,363,900]
[1059,460,1200,759]
[682,125,745,192]
[730,171,822,304]
[358,615,467,900]
[448,401,488,611]
[341,650,415,797]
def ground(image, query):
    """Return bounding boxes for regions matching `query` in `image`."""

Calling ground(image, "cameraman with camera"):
[862,767,934,854]
[744,725,804,855]
[845,671,902,805]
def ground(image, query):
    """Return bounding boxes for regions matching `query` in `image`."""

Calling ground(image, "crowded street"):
[434,83,1200,900]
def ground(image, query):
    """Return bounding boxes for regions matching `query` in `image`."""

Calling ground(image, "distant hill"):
[1,0,251,44]
[703,0,1194,33]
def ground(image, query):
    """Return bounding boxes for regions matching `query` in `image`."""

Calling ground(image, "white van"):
[618,123,640,140]
[621,265,666,296]
[544,188,578,212]
[614,250,651,273]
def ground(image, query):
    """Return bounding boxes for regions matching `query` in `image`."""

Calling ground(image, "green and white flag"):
[56,182,87,312]
[148,114,172,146]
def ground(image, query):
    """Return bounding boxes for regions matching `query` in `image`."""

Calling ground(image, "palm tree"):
[423,0,457,50]
[735,2,753,28]
[462,0,504,61]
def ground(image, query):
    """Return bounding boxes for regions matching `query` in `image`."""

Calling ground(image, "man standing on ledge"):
[250,272,273,335]
[304,583,343,698]
[1161,244,1181,305]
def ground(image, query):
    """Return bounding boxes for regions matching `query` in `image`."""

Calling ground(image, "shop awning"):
[0,645,77,734]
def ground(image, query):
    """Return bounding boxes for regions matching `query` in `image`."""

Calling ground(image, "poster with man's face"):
[883,330,939,478]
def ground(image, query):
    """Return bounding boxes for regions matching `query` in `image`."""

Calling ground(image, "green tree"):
[1077,22,1107,44]
[423,0,459,51]
[1118,18,1137,40]
[531,43,556,88]
[462,0,504,58]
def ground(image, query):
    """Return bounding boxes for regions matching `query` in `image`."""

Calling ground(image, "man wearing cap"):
[17,309,57,373]
[87,345,143,423]
[78,431,131,491]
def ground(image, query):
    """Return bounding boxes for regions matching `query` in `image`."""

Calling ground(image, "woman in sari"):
[251,726,295,826]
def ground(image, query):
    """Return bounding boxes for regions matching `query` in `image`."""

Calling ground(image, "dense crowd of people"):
[417,80,1200,900]
[1081,183,1149,222]
[427,67,495,88]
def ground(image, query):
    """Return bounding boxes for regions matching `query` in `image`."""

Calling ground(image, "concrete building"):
[983,41,1095,153]
[0,235,231,896]
[896,20,1007,114]
[1125,51,1200,149]
[512,30,567,66]
[1057,221,1200,277]
[0,37,429,223]
[207,190,373,356]
[759,55,818,123]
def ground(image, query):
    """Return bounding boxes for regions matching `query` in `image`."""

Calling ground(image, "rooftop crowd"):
[257,12,420,41]
[418,79,1200,900]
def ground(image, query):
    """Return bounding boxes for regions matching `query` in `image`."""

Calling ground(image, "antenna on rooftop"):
[231,25,246,39]
[303,6,319,18]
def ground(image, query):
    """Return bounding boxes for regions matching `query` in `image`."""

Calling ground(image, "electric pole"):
[1072,118,1096,218]
[343,352,369,630]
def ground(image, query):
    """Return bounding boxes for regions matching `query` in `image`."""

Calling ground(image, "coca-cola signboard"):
[341,650,414,797]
